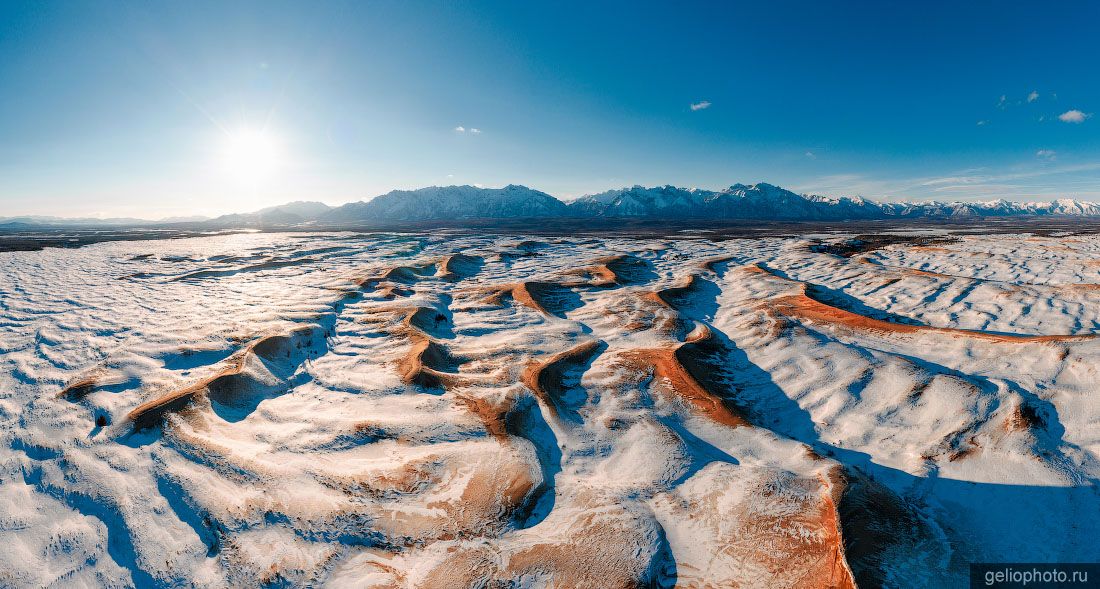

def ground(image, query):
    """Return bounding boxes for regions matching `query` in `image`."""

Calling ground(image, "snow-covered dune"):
[1,231,1097,587]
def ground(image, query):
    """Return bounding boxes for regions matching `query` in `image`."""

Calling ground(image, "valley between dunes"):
[1,230,1098,588]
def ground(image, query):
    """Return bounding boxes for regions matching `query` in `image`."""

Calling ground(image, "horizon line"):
[5,180,1100,222]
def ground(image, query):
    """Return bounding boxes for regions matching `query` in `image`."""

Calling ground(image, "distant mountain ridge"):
[8,183,1100,228]
[202,201,333,228]
[321,185,567,223]
[0,214,210,227]
[320,183,1100,223]
[568,183,1100,219]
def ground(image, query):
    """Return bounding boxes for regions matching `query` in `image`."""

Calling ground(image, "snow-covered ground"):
[0,231,1097,588]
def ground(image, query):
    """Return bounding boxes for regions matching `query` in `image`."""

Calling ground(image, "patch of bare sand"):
[771,286,1092,343]
[127,324,323,429]
[621,325,750,429]
[521,340,601,420]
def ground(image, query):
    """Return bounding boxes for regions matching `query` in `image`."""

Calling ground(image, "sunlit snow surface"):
[1,231,1098,588]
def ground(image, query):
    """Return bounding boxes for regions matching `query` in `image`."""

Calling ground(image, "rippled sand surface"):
[1,231,1098,588]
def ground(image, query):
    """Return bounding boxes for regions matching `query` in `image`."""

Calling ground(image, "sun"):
[221,128,280,184]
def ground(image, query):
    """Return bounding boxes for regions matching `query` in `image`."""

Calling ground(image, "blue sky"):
[1,1,1098,217]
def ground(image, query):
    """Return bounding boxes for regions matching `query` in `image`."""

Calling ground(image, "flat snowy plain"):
[1,230,1098,588]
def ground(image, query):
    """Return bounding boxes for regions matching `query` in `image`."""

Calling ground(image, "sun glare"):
[221,128,280,184]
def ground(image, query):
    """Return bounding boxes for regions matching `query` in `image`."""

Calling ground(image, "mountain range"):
[7,183,1100,228]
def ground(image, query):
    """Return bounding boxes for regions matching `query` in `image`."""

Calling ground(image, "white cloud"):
[976,120,988,126]
[997,95,1007,109]
[793,160,1100,203]
[454,126,466,132]
[1028,90,1039,103]
[921,175,984,187]
[1059,109,1089,123]
[689,100,711,111]
[804,151,816,159]
[469,128,481,134]
[1036,149,1057,161]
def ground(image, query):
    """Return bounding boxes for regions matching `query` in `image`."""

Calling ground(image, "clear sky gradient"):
[2,1,1099,217]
